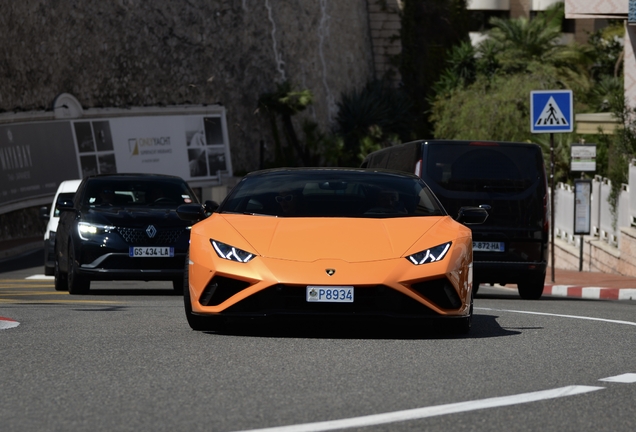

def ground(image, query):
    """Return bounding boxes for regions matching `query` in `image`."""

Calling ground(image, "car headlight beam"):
[77,222,115,240]
[210,239,255,263]
[407,242,451,265]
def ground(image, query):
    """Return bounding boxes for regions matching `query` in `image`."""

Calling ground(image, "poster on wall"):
[71,115,232,184]
[0,121,80,209]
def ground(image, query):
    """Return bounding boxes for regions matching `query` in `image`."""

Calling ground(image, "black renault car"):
[54,173,203,294]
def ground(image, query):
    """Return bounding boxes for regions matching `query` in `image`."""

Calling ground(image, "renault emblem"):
[146,225,157,238]
[326,269,335,276]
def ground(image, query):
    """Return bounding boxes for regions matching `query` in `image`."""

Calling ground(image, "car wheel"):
[517,272,545,300]
[67,244,90,295]
[44,264,55,276]
[472,280,480,295]
[54,257,68,292]
[172,277,184,294]
[448,289,473,335]
[183,253,223,331]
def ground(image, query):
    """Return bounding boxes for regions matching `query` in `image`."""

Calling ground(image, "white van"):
[40,179,82,275]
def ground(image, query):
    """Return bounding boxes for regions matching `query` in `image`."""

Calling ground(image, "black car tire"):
[44,265,55,276]
[68,244,90,295]
[472,280,480,295]
[54,256,68,292]
[449,291,473,335]
[183,253,223,331]
[517,272,545,300]
[172,277,184,294]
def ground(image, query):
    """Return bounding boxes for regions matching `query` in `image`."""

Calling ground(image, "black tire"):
[472,280,480,295]
[44,265,55,276]
[54,256,68,292]
[183,252,223,331]
[67,244,90,295]
[449,290,473,335]
[172,277,184,294]
[517,272,545,300]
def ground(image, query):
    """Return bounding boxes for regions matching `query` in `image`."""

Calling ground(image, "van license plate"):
[306,286,354,303]
[129,247,174,257]
[473,241,505,252]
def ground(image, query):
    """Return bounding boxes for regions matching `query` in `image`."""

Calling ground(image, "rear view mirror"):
[177,204,207,222]
[204,200,219,213]
[39,206,50,220]
[57,198,76,212]
[456,206,488,225]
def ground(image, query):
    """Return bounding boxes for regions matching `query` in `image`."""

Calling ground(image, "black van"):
[362,140,549,300]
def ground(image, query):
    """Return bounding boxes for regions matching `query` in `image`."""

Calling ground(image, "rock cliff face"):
[0,0,375,172]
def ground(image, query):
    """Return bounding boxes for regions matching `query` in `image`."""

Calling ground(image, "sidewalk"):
[543,267,636,301]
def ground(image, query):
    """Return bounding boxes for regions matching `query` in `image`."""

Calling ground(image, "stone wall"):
[0,0,375,173]
[551,227,636,277]
[367,0,402,83]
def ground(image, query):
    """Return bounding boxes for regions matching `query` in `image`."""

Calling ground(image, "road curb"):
[544,285,636,301]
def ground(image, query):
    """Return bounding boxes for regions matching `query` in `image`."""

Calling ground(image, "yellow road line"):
[0,299,124,304]
[0,280,52,283]
[0,291,70,296]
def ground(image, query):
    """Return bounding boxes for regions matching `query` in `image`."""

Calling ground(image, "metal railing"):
[553,159,636,249]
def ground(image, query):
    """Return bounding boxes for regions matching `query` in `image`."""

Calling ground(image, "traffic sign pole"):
[531,90,573,284]
[550,133,555,283]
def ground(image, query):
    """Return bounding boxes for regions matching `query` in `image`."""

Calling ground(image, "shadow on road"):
[197,314,520,340]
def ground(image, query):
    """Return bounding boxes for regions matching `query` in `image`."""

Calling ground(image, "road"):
[1,250,635,431]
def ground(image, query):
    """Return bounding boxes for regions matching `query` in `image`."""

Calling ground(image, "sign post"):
[571,143,596,271]
[531,90,573,283]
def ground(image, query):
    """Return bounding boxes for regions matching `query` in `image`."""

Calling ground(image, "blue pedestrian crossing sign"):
[530,90,573,133]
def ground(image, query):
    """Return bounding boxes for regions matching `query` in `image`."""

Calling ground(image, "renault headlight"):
[210,239,255,263]
[407,242,451,265]
[78,222,115,240]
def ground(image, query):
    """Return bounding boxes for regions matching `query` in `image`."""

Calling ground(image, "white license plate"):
[473,241,505,252]
[129,246,174,257]
[306,286,354,303]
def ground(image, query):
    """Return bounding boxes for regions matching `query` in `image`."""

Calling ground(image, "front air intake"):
[411,279,462,310]
[199,276,251,306]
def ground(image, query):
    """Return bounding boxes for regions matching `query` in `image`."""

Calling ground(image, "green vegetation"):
[256,1,635,208]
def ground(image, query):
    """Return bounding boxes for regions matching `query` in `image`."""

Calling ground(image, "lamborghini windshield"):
[220,169,446,218]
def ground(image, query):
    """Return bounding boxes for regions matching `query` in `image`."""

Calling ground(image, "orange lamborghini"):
[177,168,487,333]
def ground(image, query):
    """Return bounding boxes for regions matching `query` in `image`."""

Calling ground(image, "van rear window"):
[426,145,542,193]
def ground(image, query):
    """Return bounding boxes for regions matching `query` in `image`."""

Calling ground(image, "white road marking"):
[476,307,636,327]
[231,386,603,432]
[0,317,20,330]
[26,275,54,280]
[599,373,636,383]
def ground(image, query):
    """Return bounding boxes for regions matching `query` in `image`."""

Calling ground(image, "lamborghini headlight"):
[78,222,115,240]
[210,239,255,263]
[407,242,451,265]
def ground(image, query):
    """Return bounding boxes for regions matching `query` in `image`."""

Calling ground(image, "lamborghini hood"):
[218,215,447,263]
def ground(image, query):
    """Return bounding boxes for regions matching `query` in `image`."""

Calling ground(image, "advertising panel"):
[0,121,80,209]
[71,115,231,184]
[0,107,231,213]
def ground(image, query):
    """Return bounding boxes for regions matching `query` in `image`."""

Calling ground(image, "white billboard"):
[0,106,231,212]
[71,114,232,185]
